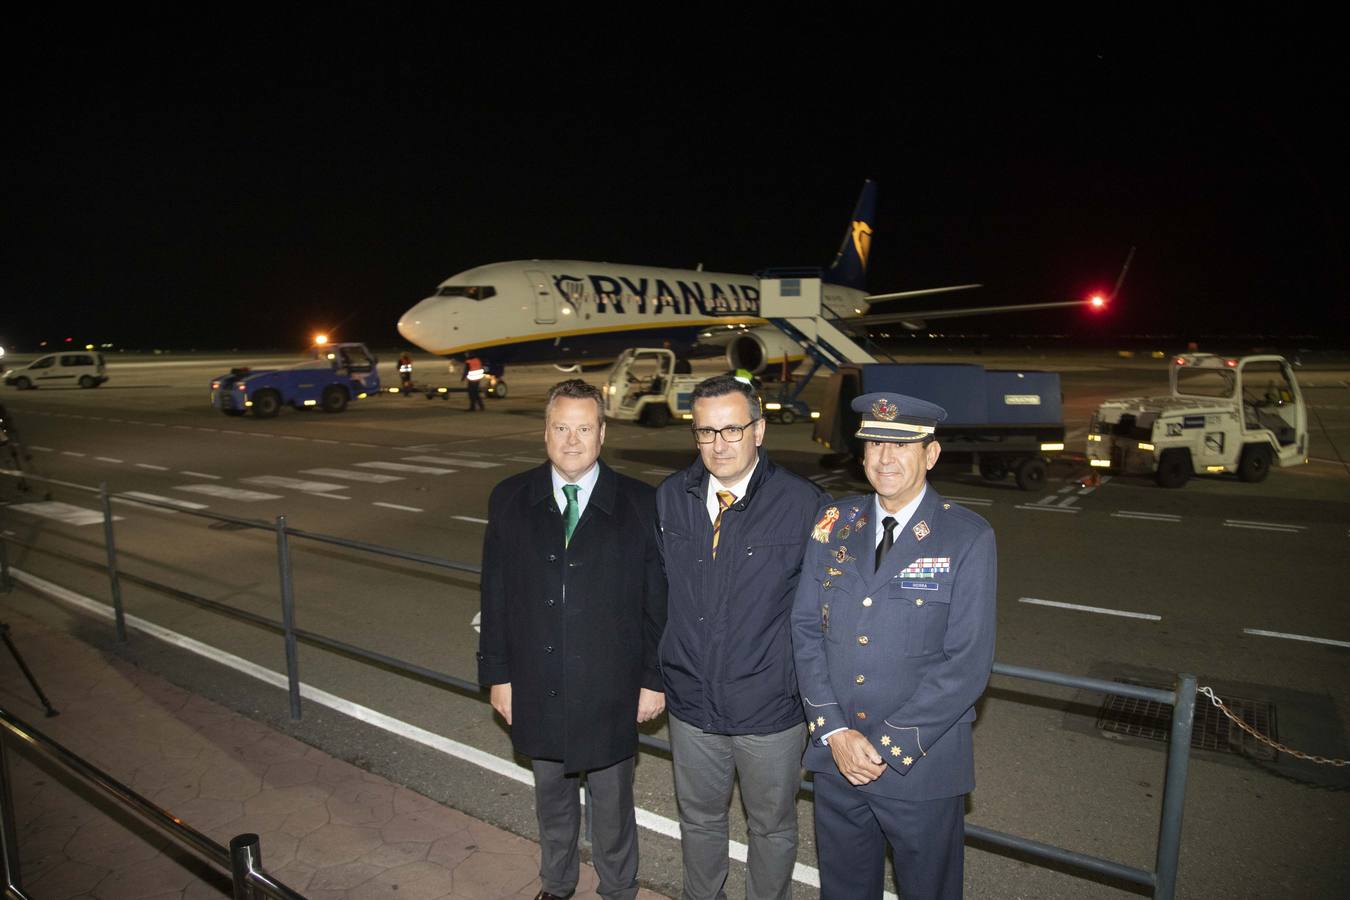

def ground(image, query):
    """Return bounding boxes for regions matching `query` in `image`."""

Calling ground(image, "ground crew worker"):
[464,355,486,411]
[398,352,414,391]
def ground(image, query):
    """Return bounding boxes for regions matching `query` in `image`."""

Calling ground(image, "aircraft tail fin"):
[826,179,878,291]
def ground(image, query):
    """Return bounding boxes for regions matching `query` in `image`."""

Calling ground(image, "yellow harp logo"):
[851,220,873,269]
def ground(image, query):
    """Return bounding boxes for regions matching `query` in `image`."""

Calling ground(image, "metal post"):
[0,538,11,593]
[1155,673,1197,900]
[99,482,127,642]
[229,832,262,900]
[0,742,24,895]
[275,516,302,721]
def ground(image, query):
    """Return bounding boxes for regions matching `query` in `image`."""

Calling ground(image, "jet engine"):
[724,326,806,375]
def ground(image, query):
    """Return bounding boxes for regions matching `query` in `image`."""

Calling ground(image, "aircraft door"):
[525,269,556,324]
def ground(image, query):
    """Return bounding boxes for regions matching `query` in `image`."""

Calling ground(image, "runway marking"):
[403,455,504,469]
[643,468,676,476]
[1223,519,1306,534]
[943,495,994,507]
[1112,510,1182,522]
[280,435,305,441]
[507,456,544,464]
[179,470,220,480]
[373,502,423,512]
[8,502,119,526]
[247,433,273,438]
[311,439,339,444]
[349,442,381,448]
[301,467,404,484]
[310,492,352,501]
[135,463,170,471]
[196,427,219,432]
[60,451,86,457]
[12,569,846,898]
[242,475,346,492]
[1242,628,1350,649]
[117,491,209,511]
[175,484,283,502]
[95,457,124,464]
[147,423,167,428]
[28,446,53,452]
[453,515,489,525]
[1019,597,1161,621]
[1014,503,1080,514]
[355,461,456,475]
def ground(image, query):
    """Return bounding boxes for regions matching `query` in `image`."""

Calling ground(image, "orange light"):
[1175,357,1186,365]
[1225,358,1238,368]
[314,334,329,346]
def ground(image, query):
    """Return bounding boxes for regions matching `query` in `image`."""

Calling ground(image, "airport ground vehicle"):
[210,343,380,418]
[4,352,108,389]
[814,363,1066,491]
[1086,353,1306,487]
[605,348,700,426]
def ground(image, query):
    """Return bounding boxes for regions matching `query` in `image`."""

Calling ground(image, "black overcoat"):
[477,460,667,772]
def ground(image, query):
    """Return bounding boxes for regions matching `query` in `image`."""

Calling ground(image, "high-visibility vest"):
[466,357,485,381]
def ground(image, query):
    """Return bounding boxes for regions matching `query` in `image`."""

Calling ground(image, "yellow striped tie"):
[711,490,735,560]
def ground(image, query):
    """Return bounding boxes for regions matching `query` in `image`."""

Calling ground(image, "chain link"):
[1197,686,1349,767]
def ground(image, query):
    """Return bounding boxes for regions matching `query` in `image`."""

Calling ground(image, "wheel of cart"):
[1014,456,1048,491]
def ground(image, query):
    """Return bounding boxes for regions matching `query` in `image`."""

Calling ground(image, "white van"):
[4,352,109,389]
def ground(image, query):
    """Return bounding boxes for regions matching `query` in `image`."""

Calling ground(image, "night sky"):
[3,7,1345,351]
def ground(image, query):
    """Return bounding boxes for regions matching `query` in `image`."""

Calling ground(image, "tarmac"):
[0,609,667,899]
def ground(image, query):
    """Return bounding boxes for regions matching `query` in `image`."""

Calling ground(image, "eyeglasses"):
[691,418,760,444]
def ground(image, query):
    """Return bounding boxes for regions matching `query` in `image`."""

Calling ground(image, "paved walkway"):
[0,612,666,899]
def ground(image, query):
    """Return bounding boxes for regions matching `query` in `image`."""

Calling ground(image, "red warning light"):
[1088,294,1107,310]
[1225,358,1238,368]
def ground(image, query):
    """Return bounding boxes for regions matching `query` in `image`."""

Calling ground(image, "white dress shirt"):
[705,459,759,522]
[874,485,928,550]
[552,462,600,518]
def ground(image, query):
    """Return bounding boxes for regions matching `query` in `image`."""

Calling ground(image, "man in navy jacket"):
[792,392,997,899]
[657,374,826,900]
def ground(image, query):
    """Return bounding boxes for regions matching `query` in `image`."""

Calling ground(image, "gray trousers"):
[668,716,807,900]
[533,756,639,900]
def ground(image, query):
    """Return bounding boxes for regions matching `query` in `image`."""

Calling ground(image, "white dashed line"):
[117,492,210,511]
[242,475,346,492]
[176,484,284,502]
[301,468,404,484]
[507,456,544,464]
[453,515,489,525]
[373,502,423,513]
[349,442,381,448]
[943,496,994,508]
[1014,504,1080,514]
[171,425,193,430]
[179,471,221,480]
[135,463,170,471]
[1223,519,1306,534]
[1112,511,1182,522]
[311,439,339,445]
[643,468,676,476]
[280,435,305,441]
[1019,597,1161,621]
[29,446,53,452]
[310,492,352,501]
[8,502,119,526]
[1242,628,1350,649]
[403,455,504,469]
[95,457,124,464]
[355,461,456,475]
[60,451,86,457]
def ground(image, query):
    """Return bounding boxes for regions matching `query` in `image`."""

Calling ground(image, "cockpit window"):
[436,285,496,300]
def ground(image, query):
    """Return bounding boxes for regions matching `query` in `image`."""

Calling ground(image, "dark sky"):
[3,7,1346,350]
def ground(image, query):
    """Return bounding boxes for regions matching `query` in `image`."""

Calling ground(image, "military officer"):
[791,392,997,899]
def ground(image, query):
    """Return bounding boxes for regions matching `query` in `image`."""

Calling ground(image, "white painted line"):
[147,423,167,428]
[1112,511,1182,522]
[507,456,544,464]
[301,467,404,484]
[310,492,352,501]
[1014,504,1081,514]
[196,427,219,432]
[403,455,503,469]
[311,439,339,445]
[11,568,850,897]
[248,433,273,438]
[242,475,346,493]
[175,484,283,502]
[1242,628,1350,649]
[942,495,994,507]
[8,502,119,526]
[179,470,221,480]
[117,491,210,511]
[1224,519,1306,531]
[60,451,86,457]
[1019,597,1161,621]
[171,425,193,430]
[1056,495,1080,508]
[95,457,124,464]
[643,468,676,476]
[29,446,53,452]
[355,461,456,475]
[373,502,423,512]
[453,515,489,524]
[349,442,381,448]
[135,463,170,471]
[281,435,305,441]
[1033,494,1059,506]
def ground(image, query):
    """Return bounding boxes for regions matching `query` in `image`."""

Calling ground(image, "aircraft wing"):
[840,297,1106,332]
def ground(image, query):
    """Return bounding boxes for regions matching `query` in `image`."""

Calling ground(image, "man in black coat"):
[478,379,668,900]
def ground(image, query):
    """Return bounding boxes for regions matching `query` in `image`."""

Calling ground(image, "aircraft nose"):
[398,296,450,351]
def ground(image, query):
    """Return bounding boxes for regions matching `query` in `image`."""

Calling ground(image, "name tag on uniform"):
[900,581,939,591]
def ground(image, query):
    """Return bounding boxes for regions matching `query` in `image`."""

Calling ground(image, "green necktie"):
[562,483,580,546]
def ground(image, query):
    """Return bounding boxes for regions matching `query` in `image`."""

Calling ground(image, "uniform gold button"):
[855,675,865,684]
[856,711,867,720]
[863,597,873,607]
[915,598,925,606]
[858,636,869,645]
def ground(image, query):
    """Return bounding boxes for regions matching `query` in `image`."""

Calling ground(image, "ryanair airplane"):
[397,181,1101,380]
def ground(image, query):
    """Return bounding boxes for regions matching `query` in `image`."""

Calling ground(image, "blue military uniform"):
[791,393,997,899]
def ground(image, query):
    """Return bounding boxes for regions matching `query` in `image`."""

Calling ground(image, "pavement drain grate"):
[1097,680,1279,761]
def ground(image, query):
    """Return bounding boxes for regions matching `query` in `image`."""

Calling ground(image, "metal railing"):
[1,468,1196,898]
[0,705,304,900]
